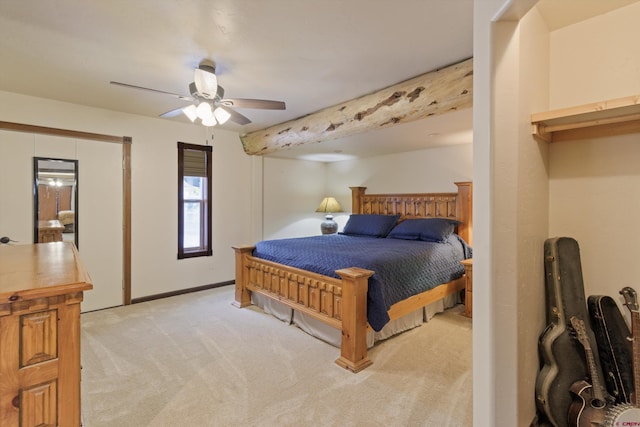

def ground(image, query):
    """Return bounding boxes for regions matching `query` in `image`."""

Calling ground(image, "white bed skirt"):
[251,291,461,348]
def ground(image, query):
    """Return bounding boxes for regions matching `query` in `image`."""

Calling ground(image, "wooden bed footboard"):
[232,245,466,373]
[232,245,375,372]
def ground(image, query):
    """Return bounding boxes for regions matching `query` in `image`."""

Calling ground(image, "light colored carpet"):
[81,285,472,426]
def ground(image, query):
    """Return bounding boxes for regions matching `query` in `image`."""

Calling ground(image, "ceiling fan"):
[110,59,286,127]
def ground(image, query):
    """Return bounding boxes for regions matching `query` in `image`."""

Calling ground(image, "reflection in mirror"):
[33,157,79,248]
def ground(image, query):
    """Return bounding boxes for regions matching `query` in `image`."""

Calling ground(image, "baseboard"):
[131,280,234,304]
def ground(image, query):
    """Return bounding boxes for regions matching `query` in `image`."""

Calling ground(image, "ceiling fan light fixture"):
[213,107,231,125]
[196,102,213,120]
[182,105,198,122]
[111,58,284,127]
[201,115,217,127]
[194,68,217,99]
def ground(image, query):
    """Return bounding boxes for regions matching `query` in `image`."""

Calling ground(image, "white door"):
[0,131,33,244]
[76,140,123,312]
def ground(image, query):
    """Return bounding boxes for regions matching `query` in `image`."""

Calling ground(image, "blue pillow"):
[387,218,459,242]
[386,218,425,240]
[341,214,400,238]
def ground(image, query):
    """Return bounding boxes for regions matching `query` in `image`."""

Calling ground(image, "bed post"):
[232,245,255,308]
[350,186,366,214]
[334,267,375,373]
[455,181,473,246]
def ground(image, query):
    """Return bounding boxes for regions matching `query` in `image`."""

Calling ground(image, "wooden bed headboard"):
[350,181,473,245]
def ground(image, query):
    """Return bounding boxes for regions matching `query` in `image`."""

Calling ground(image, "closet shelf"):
[531,94,640,142]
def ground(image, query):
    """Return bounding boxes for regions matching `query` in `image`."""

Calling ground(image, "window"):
[178,142,212,258]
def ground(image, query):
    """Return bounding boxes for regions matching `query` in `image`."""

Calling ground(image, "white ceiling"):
[0,1,635,161]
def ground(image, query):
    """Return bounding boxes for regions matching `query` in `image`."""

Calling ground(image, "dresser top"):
[0,243,93,302]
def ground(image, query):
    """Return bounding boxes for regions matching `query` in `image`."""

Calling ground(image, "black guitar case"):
[535,237,606,427]
[588,294,634,404]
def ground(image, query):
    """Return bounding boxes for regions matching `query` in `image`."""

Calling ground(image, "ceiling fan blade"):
[219,98,286,110]
[110,81,194,101]
[159,107,184,118]
[222,106,252,125]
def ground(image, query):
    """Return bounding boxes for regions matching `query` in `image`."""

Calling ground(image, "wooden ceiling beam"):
[240,57,473,156]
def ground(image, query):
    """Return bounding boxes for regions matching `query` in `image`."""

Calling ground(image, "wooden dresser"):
[37,220,65,243]
[0,243,93,427]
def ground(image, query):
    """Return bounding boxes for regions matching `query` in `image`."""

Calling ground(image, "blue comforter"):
[253,234,472,331]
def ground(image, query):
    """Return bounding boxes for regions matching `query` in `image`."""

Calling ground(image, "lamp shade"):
[315,197,343,213]
[201,115,217,127]
[182,105,198,122]
[196,102,213,120]
[213,107,231,124]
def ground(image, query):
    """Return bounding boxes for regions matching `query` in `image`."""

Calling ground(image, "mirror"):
[33,157,79,248]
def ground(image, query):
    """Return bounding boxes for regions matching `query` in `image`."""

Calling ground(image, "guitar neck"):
[585,345,606,403]
[633,311,640,406]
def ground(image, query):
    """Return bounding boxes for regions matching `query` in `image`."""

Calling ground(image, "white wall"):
[548,2,640,311]
[0,90,256,302]
[130,121,256,299]
[262,157,327,239]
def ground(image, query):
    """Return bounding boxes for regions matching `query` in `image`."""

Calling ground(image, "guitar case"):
[535,237,605,427]
[587,295,634,404]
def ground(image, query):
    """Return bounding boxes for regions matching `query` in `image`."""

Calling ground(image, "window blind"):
[183,149,207,177]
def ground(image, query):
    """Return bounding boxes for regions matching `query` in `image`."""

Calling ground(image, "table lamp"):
[315,197,343,234]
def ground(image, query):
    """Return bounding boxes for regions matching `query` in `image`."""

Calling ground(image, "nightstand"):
[460,258,472,318]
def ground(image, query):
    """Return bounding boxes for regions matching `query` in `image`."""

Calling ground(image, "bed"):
[233,182,472,372]
[58,210,75,233]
